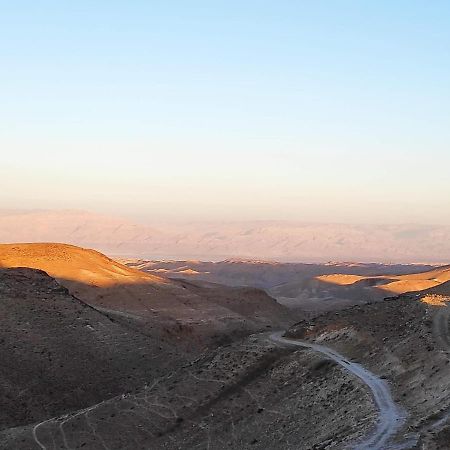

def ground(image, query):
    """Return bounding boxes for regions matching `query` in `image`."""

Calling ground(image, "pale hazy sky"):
[1,2,449,224]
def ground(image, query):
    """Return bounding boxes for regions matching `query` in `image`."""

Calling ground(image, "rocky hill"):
[0,305,377,449]
[0,243,293,351]
[0,258,377,450]
[127,258,437,315]
[286,292,450,448]
[0,267,179,430]
[2,242,450,448]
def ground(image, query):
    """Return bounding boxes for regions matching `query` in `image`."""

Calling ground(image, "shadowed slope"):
[127,258,438,316]
[286,290,450,448]
[0,243,293,349]
[0,244,296,442]
[0,268,178,430]
[1,326,377,450]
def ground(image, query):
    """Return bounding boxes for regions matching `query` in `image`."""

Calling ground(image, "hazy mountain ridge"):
[1,209,450,262]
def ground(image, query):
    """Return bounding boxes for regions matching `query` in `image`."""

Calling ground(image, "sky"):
[1,1,449,224]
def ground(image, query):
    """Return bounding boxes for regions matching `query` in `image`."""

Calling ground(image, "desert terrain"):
[1,243,450,448]
[0,243,293,353]
[125,258,438,315]
[286,291,450,449]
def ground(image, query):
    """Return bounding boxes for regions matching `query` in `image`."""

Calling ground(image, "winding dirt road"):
[432,302,450,351]
[269,332,407,450]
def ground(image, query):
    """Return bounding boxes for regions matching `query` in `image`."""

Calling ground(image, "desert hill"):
[0,249,376,450]
[0,243,170,313]
[4,261,450,448]
[125,258,433,289]
[126,258,437,315]
[268,265,450,314]
[286,290,450,448]
[421,280,450,297]
[316,264,450,296]
[0,242,165,286]
[3,245,450,448]
[0,267,178,429]
[0,282,377,449]
[0,243,293,349]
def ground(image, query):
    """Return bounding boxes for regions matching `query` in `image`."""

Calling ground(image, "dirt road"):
[270,332,407,449]
[432,302,450,351]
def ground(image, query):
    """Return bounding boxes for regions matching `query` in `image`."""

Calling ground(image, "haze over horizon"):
[1,209,449,263]
[1,1,449,225]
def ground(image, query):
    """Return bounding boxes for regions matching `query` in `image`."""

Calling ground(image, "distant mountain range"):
[1,209,449,263]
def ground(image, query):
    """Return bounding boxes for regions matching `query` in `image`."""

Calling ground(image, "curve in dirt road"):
[269,332,408,450]
[432,303,450,351]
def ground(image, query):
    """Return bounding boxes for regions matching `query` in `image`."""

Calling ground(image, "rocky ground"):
[1,332,376,449]
[2,244,450,449]
[287,293,450,448]
[0,244,295,354]
[125,258,436,316]
[0,268,182,430]
[0,266,379,450]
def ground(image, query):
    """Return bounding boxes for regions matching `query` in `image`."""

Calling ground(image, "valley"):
[124,258,442,315]
[1,243,450,448]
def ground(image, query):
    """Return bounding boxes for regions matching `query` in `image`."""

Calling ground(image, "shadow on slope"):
[0,243,295,351]
[0,268,180,431]
[1,329,377,450]
[0,253,295,433]
[286,292,450,448]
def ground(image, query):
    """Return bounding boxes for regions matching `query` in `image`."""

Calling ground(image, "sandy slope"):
[317,265,450,295]
[0,243,293,349]
[0,268,180,430]
[0,242,165,286]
